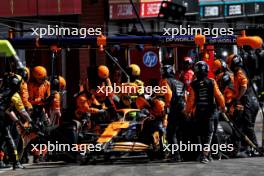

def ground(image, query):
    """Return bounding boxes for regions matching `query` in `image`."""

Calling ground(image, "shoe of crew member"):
[0,151,11,168]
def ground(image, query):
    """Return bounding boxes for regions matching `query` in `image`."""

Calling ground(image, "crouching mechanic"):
[213,59,235,110]
[227,54,259,155]
[94,65,117,120]
[28,66,56,163]
[49,76,66,126]
[74,88,108,134]
[212,59,236,158]
[28,66,52,125]
[136,96,168,152]
[185,61,226,164]
[0,73,32,169]
[159,64,186,162]
[19,67,33,114]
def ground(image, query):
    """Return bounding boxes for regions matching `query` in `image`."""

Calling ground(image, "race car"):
[80,108,166,164]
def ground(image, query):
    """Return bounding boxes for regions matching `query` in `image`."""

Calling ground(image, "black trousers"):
[234,95,259,148]
[195,111,215,153]
[0,119,17,162]
[166,110,184,157]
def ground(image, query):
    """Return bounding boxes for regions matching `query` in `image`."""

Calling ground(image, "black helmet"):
[232,55,243,70]
[227,54,243,71]
[3,73,22,92]
[220,73,234,91]
[17,67,29,82]
[161,64,174,77]
[194,61,209,78]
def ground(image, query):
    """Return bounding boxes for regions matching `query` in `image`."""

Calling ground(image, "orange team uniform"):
[159,79,173,107]
[28,80,51,106]
[215,72,235,104]
[28,80,60,110]
[185,78,225,115]
[75,94,102,120]
[95,78,114,102]
[20,80,33,110]
[233,69,248,100]
[159,78,187,107]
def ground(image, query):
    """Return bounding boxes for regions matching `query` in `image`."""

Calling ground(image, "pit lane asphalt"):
[0,157,264,176]
[1,108,263,176]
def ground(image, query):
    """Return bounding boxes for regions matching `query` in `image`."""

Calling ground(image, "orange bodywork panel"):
[97,121,129,143]
[112,142,149,152]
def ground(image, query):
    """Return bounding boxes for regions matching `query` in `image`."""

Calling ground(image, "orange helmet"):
[32,66,47,79]
[135,96,150,109]
[98,65,109,79]
[213,59,222,75]
[152,99,165,116]
[58,76,66,90]
[214,59,222,69]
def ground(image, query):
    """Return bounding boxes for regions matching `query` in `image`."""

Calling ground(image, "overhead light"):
[222,51,228,57]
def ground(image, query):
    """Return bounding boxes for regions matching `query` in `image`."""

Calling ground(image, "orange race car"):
[80,108,167,164]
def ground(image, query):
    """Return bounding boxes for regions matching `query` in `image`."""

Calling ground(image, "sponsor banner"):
[109,0,167,19]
